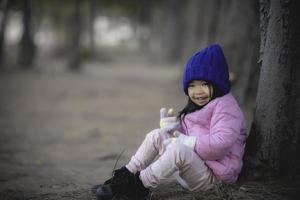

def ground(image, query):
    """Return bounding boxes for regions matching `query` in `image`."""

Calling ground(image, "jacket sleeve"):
[194,101,243,160]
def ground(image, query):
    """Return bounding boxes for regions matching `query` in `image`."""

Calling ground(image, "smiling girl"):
[95,44,247,200]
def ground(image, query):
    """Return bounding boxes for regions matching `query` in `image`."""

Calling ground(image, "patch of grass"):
[151,180,300,200]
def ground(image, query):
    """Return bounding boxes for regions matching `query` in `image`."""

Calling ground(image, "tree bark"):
[18,0,36,69]
[243,0,300,181]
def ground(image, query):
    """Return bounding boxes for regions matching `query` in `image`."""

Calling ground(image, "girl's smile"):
[188,80,213,106]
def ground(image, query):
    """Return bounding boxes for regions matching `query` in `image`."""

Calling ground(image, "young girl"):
[95,44,247,200]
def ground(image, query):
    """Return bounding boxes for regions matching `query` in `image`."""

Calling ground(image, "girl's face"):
[188,80,213,106]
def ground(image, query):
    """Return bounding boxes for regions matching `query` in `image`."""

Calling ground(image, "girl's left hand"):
[163,131,196,149]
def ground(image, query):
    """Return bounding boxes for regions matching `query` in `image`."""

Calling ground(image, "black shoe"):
[95,166,134,200]
[96,167,150,200]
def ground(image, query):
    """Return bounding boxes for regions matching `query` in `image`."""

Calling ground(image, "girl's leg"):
[140,143,217,191]
[126,129,170,173]
[96,129,169,199]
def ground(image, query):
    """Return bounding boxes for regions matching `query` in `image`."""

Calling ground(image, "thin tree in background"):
[161,0,185,62]
[68,0,81,71]
[182,0,205,59]
[89,0,96,55]
[0,0,11,69]
[243,0,300,181]
[18,0,35,69]
[135,0,151,52]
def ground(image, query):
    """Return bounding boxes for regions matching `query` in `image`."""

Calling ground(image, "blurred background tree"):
[0,0,11,68]
[18,0,35,69]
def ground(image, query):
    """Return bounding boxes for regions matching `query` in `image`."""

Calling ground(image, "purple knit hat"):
[182,44,231,95]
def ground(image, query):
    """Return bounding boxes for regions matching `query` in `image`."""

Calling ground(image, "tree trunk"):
[18,0,35,69]
[161,0,185,62]
[200,0,221,45]
[89,0,96,54]
[136,0,151,52]
[243,0,300,181]
[68,0,81,71]
[0,0,11,69]
[181,0,205,59]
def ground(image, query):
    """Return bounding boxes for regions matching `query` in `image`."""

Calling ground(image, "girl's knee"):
[145,129,160,140]
[166,143,196,164]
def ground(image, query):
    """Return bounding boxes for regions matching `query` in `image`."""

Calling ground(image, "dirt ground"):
[0,52,188,199]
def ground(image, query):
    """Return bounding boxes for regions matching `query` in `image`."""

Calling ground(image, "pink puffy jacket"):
[181,93,247,184]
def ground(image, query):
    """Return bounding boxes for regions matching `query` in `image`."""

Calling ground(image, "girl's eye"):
[202,82,208,86]
[188,84,195,88]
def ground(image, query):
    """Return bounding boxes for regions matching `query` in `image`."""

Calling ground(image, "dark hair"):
[177,83,224,132]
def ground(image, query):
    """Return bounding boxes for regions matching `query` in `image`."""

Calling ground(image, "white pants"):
[126,129,218,191]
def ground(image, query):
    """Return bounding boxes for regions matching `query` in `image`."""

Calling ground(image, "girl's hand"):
[163,131,196,149]
[160,108,179,132]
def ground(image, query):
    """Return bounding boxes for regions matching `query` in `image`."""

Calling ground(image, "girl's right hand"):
[159,108,179,132]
